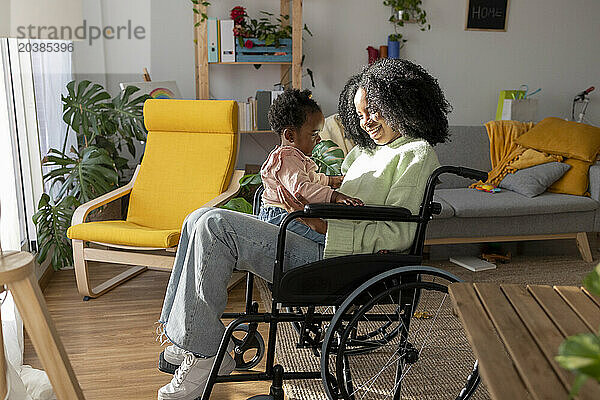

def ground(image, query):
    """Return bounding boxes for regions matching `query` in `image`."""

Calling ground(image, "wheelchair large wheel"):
[321,266,480,400]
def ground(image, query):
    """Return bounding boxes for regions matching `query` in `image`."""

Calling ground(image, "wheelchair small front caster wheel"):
[232,323,265,370]
[83,296,91,301]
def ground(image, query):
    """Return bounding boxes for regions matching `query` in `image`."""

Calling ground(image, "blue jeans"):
[159,208,323,356]
[258,206,326,245]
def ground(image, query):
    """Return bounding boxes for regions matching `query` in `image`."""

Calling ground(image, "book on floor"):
[449,256,496,272]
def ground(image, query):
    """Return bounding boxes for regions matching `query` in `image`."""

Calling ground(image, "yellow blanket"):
[473,120,562,187]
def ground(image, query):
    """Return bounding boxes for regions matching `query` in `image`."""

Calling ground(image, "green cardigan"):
[323,136,440,258]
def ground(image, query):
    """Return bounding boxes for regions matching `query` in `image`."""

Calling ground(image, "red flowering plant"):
[229,6,311,48]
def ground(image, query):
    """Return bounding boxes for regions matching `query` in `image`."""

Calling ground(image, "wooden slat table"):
[449,282,600,400]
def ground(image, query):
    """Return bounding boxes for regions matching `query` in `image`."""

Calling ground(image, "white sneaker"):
[164,344,187,365]
[164,341,235,367]
[158,352,235,400]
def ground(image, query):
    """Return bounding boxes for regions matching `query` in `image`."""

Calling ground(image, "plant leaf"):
[32,194,80,270]
[311,140,344,175]
[239,173,262,188]
[62,80,110,149]
[108,85,150,153]
[221,198,253,214]
[583,264,600,297]
[43,146,118,203]
[556,333,600,379]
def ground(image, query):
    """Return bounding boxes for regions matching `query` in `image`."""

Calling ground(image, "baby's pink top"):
[260,146,334,206]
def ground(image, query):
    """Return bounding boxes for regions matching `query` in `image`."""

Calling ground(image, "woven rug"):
[255,253,597,399]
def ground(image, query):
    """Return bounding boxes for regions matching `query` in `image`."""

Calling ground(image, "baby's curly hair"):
[339,59,451,150]
[268,89,321,136]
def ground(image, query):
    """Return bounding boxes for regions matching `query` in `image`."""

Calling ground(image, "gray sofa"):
[426,126,598,261]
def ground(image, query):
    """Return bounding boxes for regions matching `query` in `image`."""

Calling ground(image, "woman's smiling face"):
[354,87,400,145]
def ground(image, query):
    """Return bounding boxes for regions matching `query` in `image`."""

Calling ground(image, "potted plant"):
[556,264,600,397]
[387,33,407,59]
[33,81,150,270]
[384,0,430,54]
[230,6,312,64]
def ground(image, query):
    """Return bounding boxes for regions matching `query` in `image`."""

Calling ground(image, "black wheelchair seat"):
[276,253,422,306]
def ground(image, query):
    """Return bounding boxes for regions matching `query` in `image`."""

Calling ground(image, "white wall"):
[203,0,600,125]
[72,0,600,165]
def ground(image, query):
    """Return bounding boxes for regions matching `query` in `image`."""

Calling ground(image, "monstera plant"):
[34,80,150,270]
[222,139,346,213]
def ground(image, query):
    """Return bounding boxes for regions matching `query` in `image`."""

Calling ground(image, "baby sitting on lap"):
[259,89,363,244]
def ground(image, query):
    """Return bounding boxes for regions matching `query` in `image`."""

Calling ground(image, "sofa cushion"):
[547,158,592,196]
[426,211,596,239]
[515,117,600,163]
[435,188,598,218]
[432,196,454,219]
[499,162,570,198]
[435,126,491,189]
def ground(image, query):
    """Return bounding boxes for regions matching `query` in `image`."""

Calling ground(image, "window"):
[0,38,72,252]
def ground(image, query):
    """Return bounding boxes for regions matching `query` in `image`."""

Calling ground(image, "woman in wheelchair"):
[157,59,482,400]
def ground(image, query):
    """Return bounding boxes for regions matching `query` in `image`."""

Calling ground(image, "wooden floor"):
[23,263,271,399]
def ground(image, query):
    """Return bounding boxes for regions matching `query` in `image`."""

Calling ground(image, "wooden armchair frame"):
[72,167,245,299]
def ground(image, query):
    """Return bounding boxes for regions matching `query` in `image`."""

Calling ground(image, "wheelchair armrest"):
[433,166,488,182]
[302,203,419,222]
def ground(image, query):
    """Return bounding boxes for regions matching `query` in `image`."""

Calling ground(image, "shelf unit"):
[193,0,303,100]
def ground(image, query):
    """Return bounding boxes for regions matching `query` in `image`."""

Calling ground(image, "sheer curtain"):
[0,38,71,400]
[31,39,75,196]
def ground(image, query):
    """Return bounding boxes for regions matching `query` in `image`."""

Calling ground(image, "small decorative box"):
[235,38,292,63]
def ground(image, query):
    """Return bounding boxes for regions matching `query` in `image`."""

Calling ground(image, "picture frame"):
[465,0,510,32]
[118,80,182,99]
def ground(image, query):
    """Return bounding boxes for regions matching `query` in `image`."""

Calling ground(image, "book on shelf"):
[207,18,219,63]
[237,101,243,132]
[237,98,258,132]
[270,90,284,105]
[219,20,235,62]
[245,102,251,131]
[256,91,271,131]
[256,91,285,131]
[239,93,287,132]
[247,97,256,131]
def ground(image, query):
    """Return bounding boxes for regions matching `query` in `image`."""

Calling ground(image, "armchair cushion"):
[67,221,180,248]
[126,99,238,230]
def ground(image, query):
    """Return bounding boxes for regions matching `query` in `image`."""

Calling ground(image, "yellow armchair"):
[68,99,244,299]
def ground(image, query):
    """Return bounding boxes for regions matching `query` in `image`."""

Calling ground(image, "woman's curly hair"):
[338,59,451,150]
[268,89,321,136]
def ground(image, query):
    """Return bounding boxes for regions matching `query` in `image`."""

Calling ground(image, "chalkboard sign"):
[465,0,509,31]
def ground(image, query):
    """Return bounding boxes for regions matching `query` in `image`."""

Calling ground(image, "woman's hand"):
[277,187,328,235]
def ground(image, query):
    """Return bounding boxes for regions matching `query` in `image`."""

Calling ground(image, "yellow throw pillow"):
[515,117,600,162]
[547,158,592,196]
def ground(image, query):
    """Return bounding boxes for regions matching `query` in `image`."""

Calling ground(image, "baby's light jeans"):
[258,205,326,245]
[159,207,323,356]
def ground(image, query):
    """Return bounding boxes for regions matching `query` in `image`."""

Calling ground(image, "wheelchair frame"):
[195,166,487,400]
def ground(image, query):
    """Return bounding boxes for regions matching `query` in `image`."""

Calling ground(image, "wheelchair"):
[160,165,487,400]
